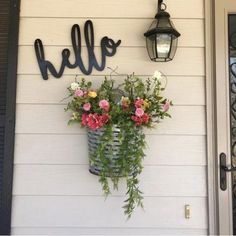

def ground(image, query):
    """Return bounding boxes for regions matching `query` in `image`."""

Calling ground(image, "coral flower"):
[131,113,150,126]
[100,114,110,125]
[135,98,144,108]
[142,113,150,124]
[87,114,100,129]
[81,113,88,126]
[86,113,110,130]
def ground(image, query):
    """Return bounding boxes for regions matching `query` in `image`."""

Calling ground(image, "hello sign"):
[34,20,121,80]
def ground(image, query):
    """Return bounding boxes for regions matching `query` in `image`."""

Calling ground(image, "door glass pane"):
[229,14,236,235]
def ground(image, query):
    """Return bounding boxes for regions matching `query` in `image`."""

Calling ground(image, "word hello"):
[34,20,121,80]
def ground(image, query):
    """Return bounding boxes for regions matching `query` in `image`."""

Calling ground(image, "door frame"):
[205,0,218,235]
[206,1,236,235]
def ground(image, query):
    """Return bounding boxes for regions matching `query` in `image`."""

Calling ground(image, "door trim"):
[206,1,236,235]
[0,0,20,234]
[205,0,218,235]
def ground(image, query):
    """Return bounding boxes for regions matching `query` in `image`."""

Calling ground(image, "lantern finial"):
[158,0,166,12]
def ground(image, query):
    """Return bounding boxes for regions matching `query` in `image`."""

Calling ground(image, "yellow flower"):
[143,99,150,109]
[88,91,97,98]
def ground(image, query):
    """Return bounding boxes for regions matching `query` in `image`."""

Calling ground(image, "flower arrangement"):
[65,72,171,218]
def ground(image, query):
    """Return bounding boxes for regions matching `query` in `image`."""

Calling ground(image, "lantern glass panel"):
[169,20,178,31]
[169,36,178,60]
[156,33,171,58]
[149,20,158,31]
[146,34,155,60]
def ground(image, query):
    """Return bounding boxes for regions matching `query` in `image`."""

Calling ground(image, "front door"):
[215,0,236,235]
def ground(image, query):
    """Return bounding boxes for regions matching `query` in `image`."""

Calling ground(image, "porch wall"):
[11,0,208,235]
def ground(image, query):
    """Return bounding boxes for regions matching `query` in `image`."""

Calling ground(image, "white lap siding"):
[12,0,207,235]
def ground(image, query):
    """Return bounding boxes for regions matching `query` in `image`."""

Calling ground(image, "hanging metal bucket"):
[87,126,122,176]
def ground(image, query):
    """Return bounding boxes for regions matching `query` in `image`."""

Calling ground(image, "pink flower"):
[135,99,144,108]
[162,101,170,112]
[99,99,110,112]
[135,108,144,117]
[75,89,84,97]
[83,103,91,111]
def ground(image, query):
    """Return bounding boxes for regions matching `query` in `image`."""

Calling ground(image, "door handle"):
[220,152,236,191]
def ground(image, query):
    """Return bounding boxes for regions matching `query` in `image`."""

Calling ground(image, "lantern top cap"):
[144,24,181,38]
[144,7,181,38]
[155,10,170,19]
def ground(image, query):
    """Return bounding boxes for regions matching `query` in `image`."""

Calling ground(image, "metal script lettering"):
[34,20,121,80]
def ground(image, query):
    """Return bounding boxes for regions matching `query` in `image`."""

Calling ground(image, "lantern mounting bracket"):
[158,0,167,12]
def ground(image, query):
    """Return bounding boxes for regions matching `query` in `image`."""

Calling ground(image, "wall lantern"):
[144,0,181,62]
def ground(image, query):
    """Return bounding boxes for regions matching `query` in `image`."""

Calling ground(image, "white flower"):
[153,71,162,80]
[70,82,79,90]
[71,112,77,120]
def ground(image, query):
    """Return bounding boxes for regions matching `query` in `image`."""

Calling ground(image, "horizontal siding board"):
[16,75,205,105]
[12,165,207,196]
[20,0,204,19]
[17,46,205,76]
[14,134,206,166]
[11,196,208,228]
[18,18,204,47]
[15,105,206,135]
[11,227,208,235]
